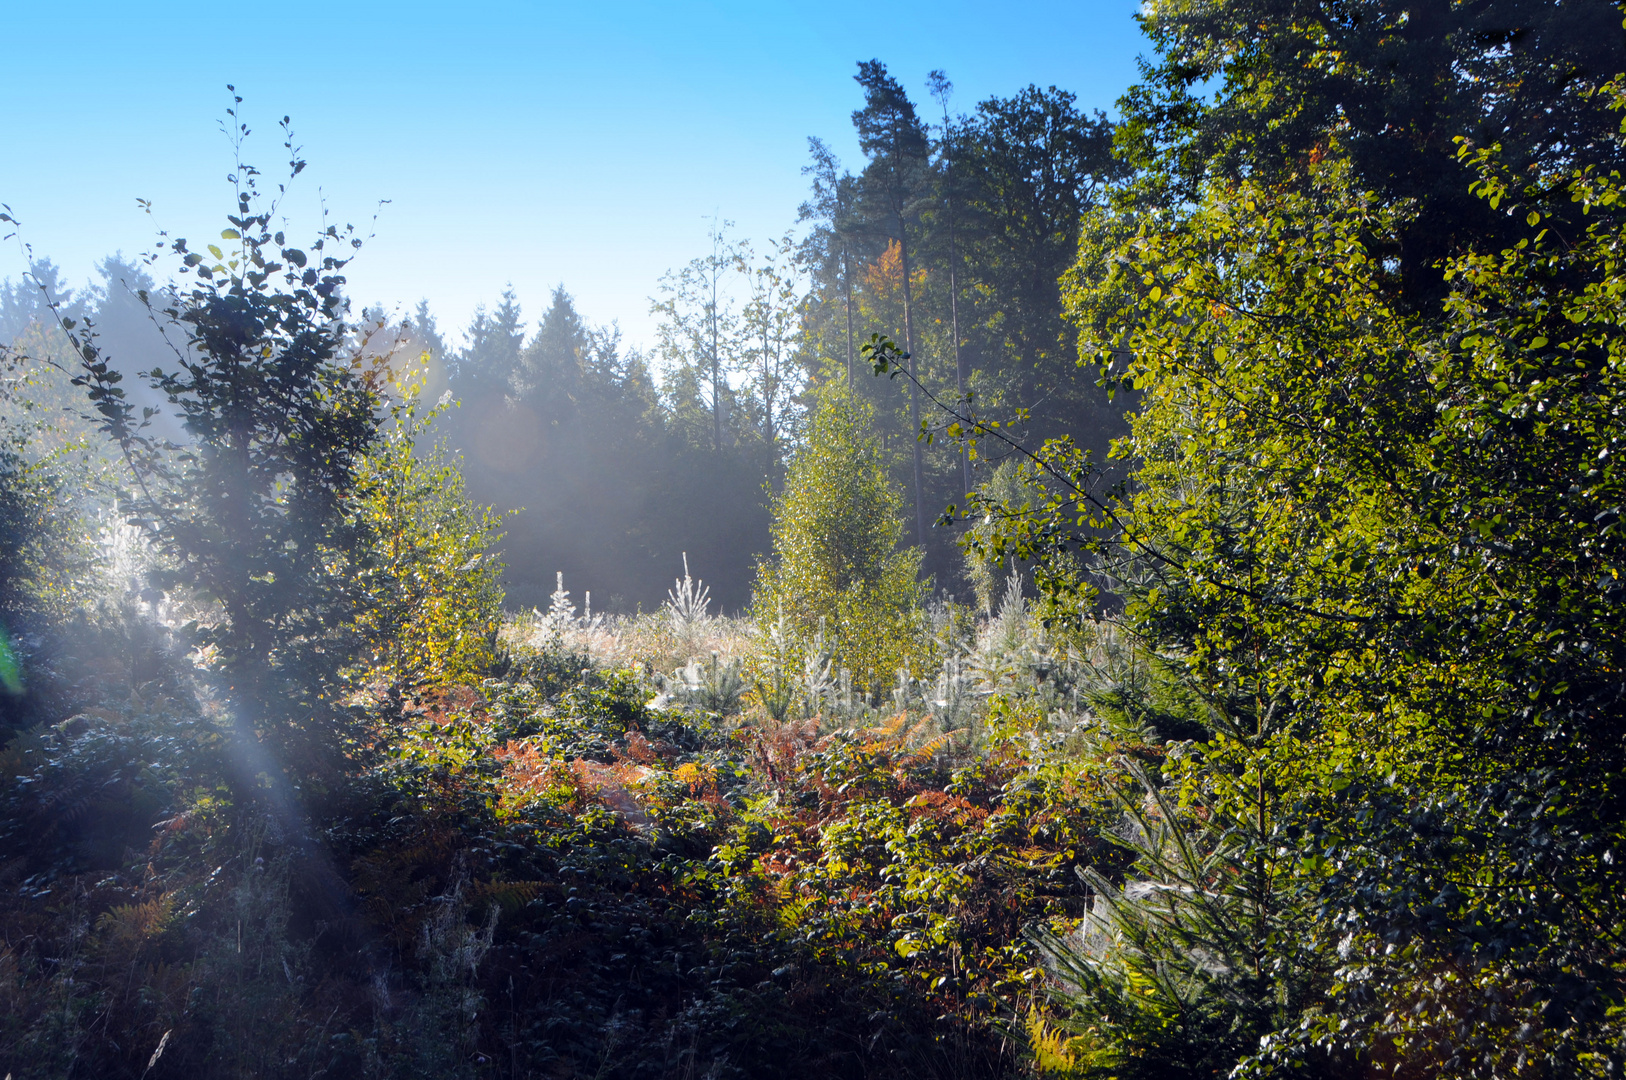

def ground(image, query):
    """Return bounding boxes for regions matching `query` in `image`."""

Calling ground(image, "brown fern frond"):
[901,733,953,766]
[469,879,544,912]
[96,893,175,942]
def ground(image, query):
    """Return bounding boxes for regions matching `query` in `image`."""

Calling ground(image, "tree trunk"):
[842,246,856,388]
[711,271,723,452]
[900,230,926,549]
[763,326,775,470]
[946,189,970,498]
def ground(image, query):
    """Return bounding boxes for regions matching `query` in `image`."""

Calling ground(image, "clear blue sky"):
[1,0,1152,351]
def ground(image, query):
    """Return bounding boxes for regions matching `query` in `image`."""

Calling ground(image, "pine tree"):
[514,285,589,411]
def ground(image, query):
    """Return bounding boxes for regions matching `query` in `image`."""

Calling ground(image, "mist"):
[5,3,1625,1076]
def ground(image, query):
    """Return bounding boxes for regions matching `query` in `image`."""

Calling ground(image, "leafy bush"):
[350,393,506,692]
[752,386,930,697]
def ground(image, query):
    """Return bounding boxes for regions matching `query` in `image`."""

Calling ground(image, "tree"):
[927,70,972,499]
[978,116,1626,1072]
[0,259,82,346]
[736,233,805,478]
[853,59,932,547]
[452,285,524,400]
[402,298,450,378]
[0,255,183,451]
[89,255,193,445]
[952,85,1122,434]
[1118,0,1626,303]
[800,138,866,386]
[351,394,505,691]
[60,103,387,829]
[753,386,927,696]
[653,220,740,452]
[514,284,590,410]
[0,347,98,732]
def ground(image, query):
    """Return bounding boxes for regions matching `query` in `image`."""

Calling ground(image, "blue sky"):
[1,0,1152,351]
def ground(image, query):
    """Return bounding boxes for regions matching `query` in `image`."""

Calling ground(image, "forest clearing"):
[5,2,1626,1076]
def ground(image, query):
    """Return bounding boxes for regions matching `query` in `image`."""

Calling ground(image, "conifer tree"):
[452,285,524,400]
[853,60,931,547]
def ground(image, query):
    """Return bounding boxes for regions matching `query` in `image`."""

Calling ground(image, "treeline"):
[0,67,1127,614]
[407,287,774,612]
[391,66,1127,610]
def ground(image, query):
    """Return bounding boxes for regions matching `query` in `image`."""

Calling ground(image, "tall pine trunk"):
[900,231,926,548]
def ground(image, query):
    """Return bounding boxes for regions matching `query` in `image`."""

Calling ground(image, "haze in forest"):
[1,3,1150,614]
[7,2,1625,1076]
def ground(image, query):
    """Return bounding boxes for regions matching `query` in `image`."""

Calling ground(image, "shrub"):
[350,392,505,692]
[752,386,929,698]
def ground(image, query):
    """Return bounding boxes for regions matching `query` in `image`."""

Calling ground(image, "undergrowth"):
[0,566,1150,1079]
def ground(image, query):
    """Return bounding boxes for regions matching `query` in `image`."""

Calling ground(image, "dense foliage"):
[1122,0,1626,295]
[956,70,1626,1080]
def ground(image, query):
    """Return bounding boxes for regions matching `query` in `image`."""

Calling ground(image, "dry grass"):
[500,610,756,676]
[501,563,755,675]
